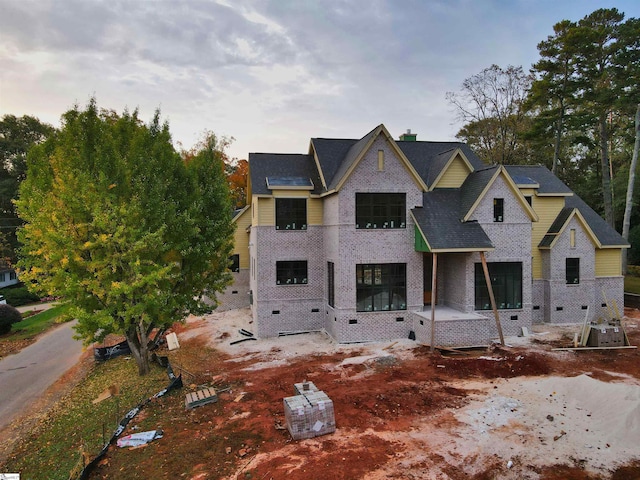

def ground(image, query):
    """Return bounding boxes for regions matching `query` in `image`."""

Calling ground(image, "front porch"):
[411,306,499,347]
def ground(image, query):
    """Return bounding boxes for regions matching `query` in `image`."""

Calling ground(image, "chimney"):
[399,129,417,142]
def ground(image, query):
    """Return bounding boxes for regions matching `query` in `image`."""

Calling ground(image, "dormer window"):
[493,198,504,222]
[356,193,405,229]
[276,198,307,230]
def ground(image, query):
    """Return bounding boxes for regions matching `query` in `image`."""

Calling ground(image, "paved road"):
[0,320,84,431]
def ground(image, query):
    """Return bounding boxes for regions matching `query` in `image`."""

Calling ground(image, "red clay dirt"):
[85,308,640,480]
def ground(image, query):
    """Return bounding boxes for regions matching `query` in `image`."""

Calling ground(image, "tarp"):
[93,340,131,362]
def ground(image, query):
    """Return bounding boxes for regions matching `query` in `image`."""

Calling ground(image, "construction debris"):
[92,384,120,404]
[116,429,163,448]
[185,386,218,409]
[166,332,180,351]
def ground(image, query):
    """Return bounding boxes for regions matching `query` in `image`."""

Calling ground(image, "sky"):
[1,0,639,161]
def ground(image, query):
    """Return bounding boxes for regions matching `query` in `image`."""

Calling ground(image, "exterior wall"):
[434,155,470,188]
[232,207,251,269]
[328,135,424,342]
[595,249,623,277]
[252,225,325,337]
[257,197,275,225]
[468,174,533,336]
[215,270,251,311]
[531,196,565,279]
[323,193,340,340]
[531,279,545,323]
[0,270,19,289]
[412,313,497,346]
[545,217,596,324]
[439,253,469,311]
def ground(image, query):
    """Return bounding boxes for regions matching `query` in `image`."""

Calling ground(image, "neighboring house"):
[226,124,628,346]
[0,267,19,289]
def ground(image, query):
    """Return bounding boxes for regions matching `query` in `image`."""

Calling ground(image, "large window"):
[356,193,405,229]
[356,263,406,312]
[276,261,308,285]
[474,262,522,310]
[276,198,307,230]
[327,262,335,307]
[566,258,580,284]
[228,254,240,272]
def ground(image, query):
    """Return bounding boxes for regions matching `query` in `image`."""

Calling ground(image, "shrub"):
[0,304,23,335]
[1,284,40,306]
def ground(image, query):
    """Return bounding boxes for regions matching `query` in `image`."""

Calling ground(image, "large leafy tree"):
[447,64,535,164]
[0,115,54,263]
[16,101,234,375]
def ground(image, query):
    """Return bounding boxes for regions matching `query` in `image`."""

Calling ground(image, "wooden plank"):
[480,251,504,345]
[551,346,637,351]
[430,253,437,352]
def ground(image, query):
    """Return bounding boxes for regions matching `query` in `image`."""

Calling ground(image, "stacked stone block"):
[284,382,336,440]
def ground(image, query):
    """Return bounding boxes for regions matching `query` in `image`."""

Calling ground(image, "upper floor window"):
[276,260,308,285]
[356,193,405,229]
[566,258,580,285]
[493,198,504,222]
[276,198,307,230]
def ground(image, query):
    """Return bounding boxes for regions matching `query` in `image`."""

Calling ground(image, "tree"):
[0,304,22,335]
[0,115,54,262]
[447,64,534,164]
[622,104,640,271]
[16,100,234,375]
[226,158,249,209]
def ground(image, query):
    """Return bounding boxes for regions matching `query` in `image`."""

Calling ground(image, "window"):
[566,258,580,284]
[356,193,405,229]
[570,229,576,248]
[474,262,522,310]
[0,272,5,282]
[493,198,504,222]
[276,261,308,285]
[327,262,335,307]
[524,196,532,207]
[356,263,406,312]
[9,271,16,280]
[276,198,307,230]
[229,254,240,272]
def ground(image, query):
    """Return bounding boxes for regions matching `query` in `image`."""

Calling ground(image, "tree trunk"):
[125,321,151,376]
[552,103,565,175]
[599,113,615,227]
[622,104,640,273]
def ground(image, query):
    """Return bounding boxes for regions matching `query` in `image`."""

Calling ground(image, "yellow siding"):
[531,196,565,279]
[434,155,471,188]
[595,249,622,277]
[308,198,323,225]
[257,197,275,225]
[232,207,251,269]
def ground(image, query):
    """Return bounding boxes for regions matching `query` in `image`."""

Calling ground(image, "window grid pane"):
[276,198,307,230]
[356,263,406,312]
[474,262,522,310]
[276,261,308,285]
[356,193,406,229]
[566,258,580,284]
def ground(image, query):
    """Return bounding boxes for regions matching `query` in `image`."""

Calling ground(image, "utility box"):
[586,325,625,347]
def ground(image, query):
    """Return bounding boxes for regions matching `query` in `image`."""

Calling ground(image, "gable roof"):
[248,153,322,196]
[504,165,573,195]
[564,195,629,247]
[539,208,599,248]
[411,190,493,252]
[460,165,538,222]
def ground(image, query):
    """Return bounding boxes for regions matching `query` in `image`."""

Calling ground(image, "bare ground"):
[79,306,640,480]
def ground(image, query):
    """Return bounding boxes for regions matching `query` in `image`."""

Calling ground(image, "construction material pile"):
[283,381,336,440]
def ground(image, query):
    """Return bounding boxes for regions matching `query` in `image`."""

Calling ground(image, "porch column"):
[430,253,437,352]
[480,251,505,345]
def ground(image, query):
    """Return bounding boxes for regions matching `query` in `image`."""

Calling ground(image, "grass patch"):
[0,356,170,479]
[625,275,640,295]
[6,305,69,341]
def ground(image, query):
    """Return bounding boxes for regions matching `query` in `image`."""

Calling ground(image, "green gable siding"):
[414,225,430,252]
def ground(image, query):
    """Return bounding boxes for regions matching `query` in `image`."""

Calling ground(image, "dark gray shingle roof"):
[412,190,493,251]
[565,195,629,247]
[311,138,357,189]
[248,153,321,195]
[458,166,499,218]
[504,165,573,195]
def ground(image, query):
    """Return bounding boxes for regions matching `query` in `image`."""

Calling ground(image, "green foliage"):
[1,283,41,306]
[15,99,234,374]
[0,114,55,262]
[624,275,640,294]
[0,303,22,334]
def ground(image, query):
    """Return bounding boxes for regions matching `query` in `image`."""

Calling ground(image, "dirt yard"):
[87,308,640,480]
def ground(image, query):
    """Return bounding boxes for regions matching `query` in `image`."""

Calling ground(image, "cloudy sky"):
[1,0,638,160]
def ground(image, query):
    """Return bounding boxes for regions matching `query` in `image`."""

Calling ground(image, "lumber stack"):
[284,383,335,440]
